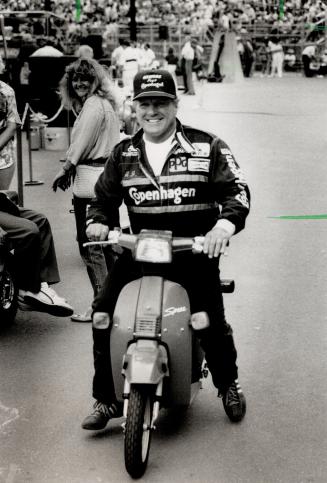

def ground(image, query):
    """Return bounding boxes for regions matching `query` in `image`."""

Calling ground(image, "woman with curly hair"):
[53,58,120,322]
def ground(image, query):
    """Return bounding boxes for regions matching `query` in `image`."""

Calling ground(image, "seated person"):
[0,191,73,317]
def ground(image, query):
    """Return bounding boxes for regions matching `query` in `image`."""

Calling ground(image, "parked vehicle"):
[0,225,18,328]
[85,229,234,478]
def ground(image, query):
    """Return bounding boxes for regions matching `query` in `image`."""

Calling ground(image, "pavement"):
[1,73,327,483]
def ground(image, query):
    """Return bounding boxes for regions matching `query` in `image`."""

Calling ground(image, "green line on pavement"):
[270,214,327,219]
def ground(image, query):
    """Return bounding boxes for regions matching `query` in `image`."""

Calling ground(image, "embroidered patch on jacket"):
[224,154,247,184]
[123,169,137,179]
[192,143,210,157]
[129,186,196,205]
[122,145,140,157]
[188,158,210,172]
[169,157,188,172]
[221,148,232,155]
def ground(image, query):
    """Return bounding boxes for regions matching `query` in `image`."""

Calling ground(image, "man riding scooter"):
[82,69,251,430]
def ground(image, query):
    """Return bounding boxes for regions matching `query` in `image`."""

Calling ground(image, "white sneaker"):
[19,282,73,317]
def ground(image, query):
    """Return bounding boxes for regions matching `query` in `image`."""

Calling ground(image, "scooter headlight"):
[134,230,172,263]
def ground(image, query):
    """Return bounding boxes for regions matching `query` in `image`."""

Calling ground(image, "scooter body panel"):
[161,280,193,407]
[123,340,168,385]
[111,276,195,407]
[111,276,164,402]
[111,278,141,403]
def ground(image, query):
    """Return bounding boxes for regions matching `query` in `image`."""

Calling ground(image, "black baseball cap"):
[133,69,177,101]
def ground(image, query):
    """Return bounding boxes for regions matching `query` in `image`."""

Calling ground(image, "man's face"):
[135,97,177,143]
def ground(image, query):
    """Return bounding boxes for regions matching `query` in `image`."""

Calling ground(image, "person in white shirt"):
[81,69,250,430]
[110,38,126,80]
[180,37,196,94]
[140,43,156,69]
[268,38,284,78]
[120,41,140,94]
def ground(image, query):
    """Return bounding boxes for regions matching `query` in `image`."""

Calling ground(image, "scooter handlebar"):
[83,231,205,253]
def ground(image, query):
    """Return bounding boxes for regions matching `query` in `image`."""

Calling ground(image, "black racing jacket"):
[87,119,250,237]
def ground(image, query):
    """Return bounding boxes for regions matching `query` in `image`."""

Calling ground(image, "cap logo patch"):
[141,81,164,89]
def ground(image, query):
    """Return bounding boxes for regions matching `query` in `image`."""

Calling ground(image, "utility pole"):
[130,0,137,41]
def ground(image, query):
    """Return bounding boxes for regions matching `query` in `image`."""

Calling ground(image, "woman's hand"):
[52,163,75,192]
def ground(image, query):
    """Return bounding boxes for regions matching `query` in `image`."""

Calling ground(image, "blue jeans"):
[73,196,114,297]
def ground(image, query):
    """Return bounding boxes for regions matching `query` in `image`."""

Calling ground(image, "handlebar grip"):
[194,236,205,245]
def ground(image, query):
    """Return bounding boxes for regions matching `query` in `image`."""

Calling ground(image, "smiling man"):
[82,69,251,430]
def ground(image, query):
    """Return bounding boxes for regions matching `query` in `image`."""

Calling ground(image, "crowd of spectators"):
[1,0,327,43]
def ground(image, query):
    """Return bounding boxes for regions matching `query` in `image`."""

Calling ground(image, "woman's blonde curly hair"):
[59,58,119,112]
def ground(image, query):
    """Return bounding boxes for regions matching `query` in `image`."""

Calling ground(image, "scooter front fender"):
[123,340,168,386]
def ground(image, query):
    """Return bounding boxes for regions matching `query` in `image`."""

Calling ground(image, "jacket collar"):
[131,118,196,154]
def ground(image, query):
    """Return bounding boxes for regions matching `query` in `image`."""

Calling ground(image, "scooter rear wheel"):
[124,385,153,479]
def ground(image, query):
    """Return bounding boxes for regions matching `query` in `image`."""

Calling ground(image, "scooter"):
[85,229,234,479]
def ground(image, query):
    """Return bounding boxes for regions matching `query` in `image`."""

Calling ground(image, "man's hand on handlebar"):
[86,223,109,242]
[203,226,231,258]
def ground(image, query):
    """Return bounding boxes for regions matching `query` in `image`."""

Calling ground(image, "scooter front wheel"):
[124,385,153,479]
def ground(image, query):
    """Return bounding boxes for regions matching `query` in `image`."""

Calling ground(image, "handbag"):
[72,164,104,199]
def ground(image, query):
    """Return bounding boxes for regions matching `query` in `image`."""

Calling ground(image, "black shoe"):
[220,380,246,422]
[82,401,123,430]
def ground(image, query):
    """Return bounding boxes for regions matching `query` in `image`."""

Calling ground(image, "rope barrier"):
[19,102,72,191]
[21,102,65,129]
[21,102,68,188]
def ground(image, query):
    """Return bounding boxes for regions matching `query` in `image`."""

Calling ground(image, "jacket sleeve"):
[86,147,124,229]
[210,138,250,234]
